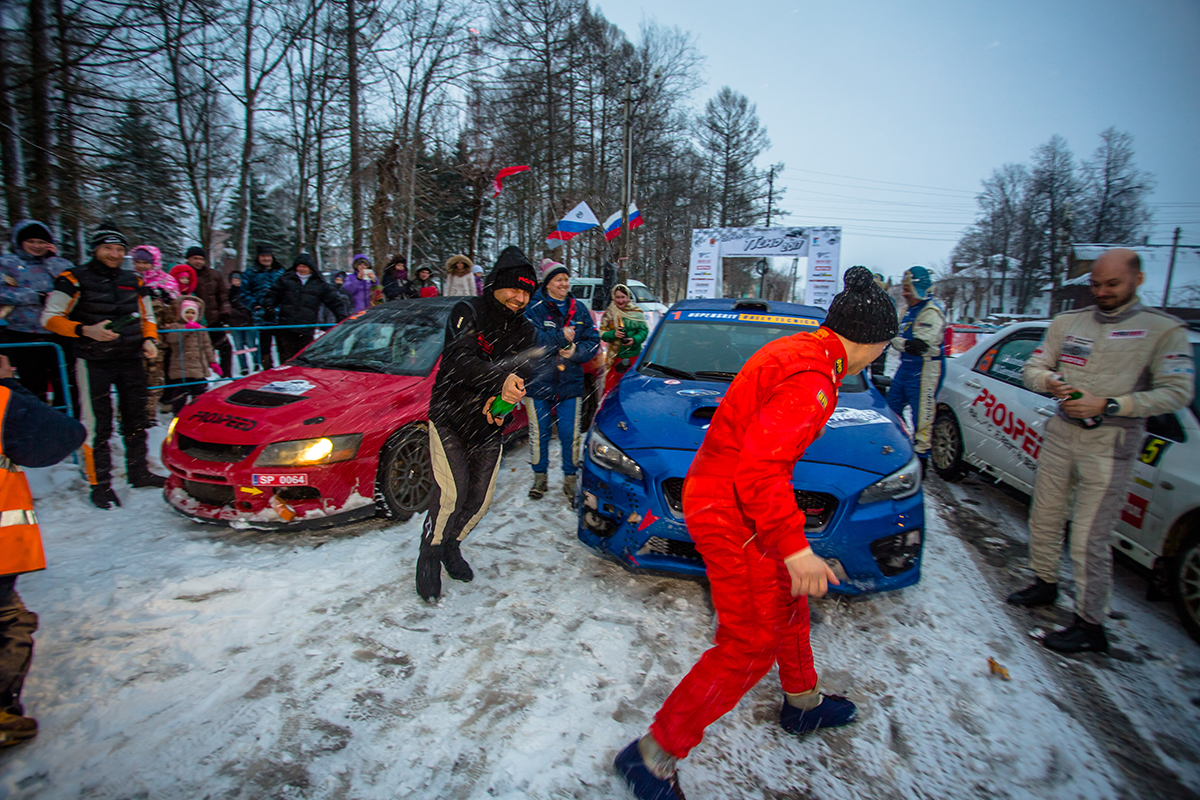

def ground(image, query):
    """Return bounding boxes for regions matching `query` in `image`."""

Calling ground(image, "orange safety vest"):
[0,386,44,576]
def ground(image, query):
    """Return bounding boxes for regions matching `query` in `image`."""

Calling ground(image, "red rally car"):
[161,298,526,529]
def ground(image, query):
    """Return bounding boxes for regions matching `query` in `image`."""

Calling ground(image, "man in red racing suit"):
[615,267,899,800]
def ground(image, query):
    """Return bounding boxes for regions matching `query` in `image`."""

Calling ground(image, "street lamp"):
[757,258,769,299]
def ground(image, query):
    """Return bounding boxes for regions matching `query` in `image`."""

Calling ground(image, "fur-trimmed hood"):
[445,254,473,277]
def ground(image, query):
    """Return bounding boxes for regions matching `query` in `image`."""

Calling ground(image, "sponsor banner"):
[688,227,838,300]
[804,227,841,309]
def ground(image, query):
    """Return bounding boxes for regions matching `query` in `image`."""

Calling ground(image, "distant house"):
[1055,243,1200,318]
[936,255,1051,322]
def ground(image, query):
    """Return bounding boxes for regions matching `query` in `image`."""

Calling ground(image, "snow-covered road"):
[1,436,1198,799]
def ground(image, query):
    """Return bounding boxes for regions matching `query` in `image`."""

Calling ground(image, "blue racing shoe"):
[614,739,687,800]
[779,693,858,735]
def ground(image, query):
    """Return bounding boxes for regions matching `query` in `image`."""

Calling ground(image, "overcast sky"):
[594,0,1200,282]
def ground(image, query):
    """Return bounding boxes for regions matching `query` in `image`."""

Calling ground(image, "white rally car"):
[930,320,1200,643]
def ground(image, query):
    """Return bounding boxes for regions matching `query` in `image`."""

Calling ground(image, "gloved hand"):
[184,320,203,330]
[903,339,930,356]
[210,362,223,377]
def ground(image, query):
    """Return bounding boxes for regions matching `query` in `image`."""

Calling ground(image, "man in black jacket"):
[416,246,540,601]
[264,254,349,362]
[41,221,165,509]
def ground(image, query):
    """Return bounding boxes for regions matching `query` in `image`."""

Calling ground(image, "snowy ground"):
[1,429,1199,799]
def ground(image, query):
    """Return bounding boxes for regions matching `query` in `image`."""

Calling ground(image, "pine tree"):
[101,102,186,253]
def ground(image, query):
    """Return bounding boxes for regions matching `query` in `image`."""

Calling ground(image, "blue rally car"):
[576,298,924,595]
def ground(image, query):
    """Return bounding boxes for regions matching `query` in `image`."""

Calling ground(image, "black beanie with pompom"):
[822,265,898,344]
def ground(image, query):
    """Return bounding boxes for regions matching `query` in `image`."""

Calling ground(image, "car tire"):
[931,408,970,482]
[375,423,434,521]
[1169,528,1200,645]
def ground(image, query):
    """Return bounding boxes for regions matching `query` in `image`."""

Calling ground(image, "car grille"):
[177,433,255,463]
[182,480,234,507]
[795,490,837,531]
[640,536,703,563]
[660,479,835,531]
[661,478,684,515]
[226,389,305,408]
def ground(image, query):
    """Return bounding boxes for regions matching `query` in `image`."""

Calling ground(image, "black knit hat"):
[186,246,205,259]
[15,221,52,246]
[256,244,274,256]
[488,246,538,294]
[292,253,317,270]
[90,220,127,251]
[822,266,898,344]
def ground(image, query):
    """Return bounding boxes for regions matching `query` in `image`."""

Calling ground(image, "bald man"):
[1010,249,1194,653]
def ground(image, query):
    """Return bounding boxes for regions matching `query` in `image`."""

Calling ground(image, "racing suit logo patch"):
[1108,329,1146,338]
[816,390,828,409]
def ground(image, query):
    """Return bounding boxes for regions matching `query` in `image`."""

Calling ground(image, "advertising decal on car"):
[969,387,1043,468]
[190,410,257,431]
[259,379,316,396]
[825,408,890,428]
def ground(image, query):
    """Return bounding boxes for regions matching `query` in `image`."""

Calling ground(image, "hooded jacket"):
[265,261,349,326]
[524,286,601,401]
[0,220,73,334]
[242,255,287,323]
[443,254,478,297]
[130,245,180,302]
[343,267,377,312]
[160,295,218,381]
[169,264,199,299]
[428,247,541,443]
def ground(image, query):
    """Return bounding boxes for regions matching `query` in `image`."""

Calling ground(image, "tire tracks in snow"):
[927,476,1200,800]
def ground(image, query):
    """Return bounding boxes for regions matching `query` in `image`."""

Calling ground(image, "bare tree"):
[1078,127,1155,244]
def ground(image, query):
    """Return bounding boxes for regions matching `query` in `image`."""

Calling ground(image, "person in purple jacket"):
[343,255,378,313]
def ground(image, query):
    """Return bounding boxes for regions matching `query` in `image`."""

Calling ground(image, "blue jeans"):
[886,357,944,456]
[525,396,581,475]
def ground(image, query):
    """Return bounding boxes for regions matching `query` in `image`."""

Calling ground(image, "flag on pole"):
[602,202,645,241]
[492,165,530,197]
[546,201,600,249]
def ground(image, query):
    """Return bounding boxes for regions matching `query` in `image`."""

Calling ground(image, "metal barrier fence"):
[0,340,75,416]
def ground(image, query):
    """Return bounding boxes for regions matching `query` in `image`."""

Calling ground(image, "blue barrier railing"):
[0,340,75,416]
[148,322,337,392]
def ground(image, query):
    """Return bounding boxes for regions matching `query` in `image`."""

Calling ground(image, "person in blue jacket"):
[240,245,286,369]
[524,259,600,501]
[886,265,945,466]
[0,221,73,406]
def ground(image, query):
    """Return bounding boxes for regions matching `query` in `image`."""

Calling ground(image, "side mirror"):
[871,374,892,396]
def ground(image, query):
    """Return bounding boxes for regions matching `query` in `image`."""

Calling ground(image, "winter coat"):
[343,270,377,312]
[599,293,649,363]
[130,245,180,302]
[41,259,158,361]
[429,248,540,443]
[524,288,600,401]
[192,264,230,326]
[683,326,847,561]
[169,264,199,299]
[242,257,286,323]
[402,276,439,298]
[265,269,349,327]
[320,276,353,326]
[228,281,253,328]
[443,255,478,297]
[160,295,217,381]
[0,220,72,334]
[381,264,407,301]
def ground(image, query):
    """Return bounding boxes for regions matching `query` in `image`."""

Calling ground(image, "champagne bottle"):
[490,397,517,417]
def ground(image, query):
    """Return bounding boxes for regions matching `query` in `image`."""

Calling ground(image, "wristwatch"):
[1104,398,1120,417]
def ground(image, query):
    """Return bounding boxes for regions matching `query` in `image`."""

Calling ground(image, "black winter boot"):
[0,710,36,747]
[1043,614,1108,654]
[441,538,474,583]
[90,484,121,509]
[128,469,167,489]
[1006,578,1058,608]
[416,540,443,602]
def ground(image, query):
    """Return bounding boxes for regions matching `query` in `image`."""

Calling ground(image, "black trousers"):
[76,356,148,486]
[257,328,276,369]
[0,575,36,715]
[275,329,314,363]
[421,423,503,547]
[209,328,233,378]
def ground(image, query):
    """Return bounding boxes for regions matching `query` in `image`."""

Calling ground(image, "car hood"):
[175,365,431,444]
[600,372,912,477]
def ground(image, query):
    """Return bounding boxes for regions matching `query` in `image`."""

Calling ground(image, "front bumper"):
[162,445,379,530]
[575,447,925,595]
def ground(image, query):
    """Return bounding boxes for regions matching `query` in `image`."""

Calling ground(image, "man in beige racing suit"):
[1008,248,1194,653]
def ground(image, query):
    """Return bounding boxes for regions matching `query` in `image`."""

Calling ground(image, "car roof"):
[360,297,458,320]
[570,277,649,286]
[667,298,827,319]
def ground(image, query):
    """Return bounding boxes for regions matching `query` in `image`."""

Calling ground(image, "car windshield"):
[630,285,658,304]
[639,319,867,391]
[294,309,446,376]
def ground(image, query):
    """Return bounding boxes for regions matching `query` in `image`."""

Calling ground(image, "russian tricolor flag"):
[546,201,600,249]
[602,202,644,241]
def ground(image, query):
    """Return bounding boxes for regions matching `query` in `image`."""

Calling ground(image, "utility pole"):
[765,165,775,227]
[618,77,637,286]
[1162,226,1182,308]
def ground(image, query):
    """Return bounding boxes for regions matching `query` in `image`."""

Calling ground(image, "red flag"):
[493,165,530,197]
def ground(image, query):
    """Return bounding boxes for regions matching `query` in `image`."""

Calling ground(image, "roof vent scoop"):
[732,299,769,311]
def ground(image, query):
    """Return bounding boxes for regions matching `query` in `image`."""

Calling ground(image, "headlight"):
[587,429,644,479]
[859,455,922,504]
[255,434,363,467]
[166,416,178,444]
